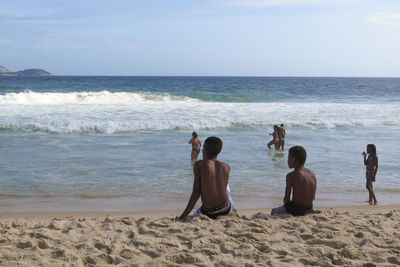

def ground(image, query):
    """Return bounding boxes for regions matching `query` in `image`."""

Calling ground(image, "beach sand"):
[0,205,399,266]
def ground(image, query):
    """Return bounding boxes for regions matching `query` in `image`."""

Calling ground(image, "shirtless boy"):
[271,146,317,216]
[188,132,201,164]
[177,137,232,221]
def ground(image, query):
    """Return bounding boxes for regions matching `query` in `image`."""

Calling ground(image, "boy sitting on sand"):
[271,146,317,216]
[176,137,234,221]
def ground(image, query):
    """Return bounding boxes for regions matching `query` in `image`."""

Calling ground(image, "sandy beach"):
[1,205,399,266]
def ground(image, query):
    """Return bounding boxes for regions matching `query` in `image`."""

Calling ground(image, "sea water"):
[0,76,399,211]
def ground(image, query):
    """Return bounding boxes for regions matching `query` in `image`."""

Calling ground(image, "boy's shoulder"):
[299,167,315,175]
[216,160,230,171]
[195,159,229,167]
[287,167,314,177]
[194,159,207,168]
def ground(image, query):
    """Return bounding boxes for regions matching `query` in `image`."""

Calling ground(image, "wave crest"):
[1,93,399,133]
[0,90,196,105]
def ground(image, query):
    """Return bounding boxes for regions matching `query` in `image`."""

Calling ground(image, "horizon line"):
[25,74,400,78]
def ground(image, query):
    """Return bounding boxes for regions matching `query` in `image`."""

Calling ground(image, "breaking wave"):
[0,90,195,105]
[1,91,399,133]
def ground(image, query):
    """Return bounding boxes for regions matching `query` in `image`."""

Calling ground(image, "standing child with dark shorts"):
[362,144,378,205]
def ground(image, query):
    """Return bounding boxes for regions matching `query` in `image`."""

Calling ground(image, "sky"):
[1,0,400,76]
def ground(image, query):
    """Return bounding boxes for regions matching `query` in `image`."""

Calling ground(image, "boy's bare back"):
[285,167,316,207]
[177,136,232,221]
[194,159,229,209]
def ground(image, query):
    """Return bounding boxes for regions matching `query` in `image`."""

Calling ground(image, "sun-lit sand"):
[0,205,399,266]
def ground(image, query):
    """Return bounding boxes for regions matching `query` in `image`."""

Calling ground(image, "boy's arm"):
[283,174,292,204]
[178,162,201,221]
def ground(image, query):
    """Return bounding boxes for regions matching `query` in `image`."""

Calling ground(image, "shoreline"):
[1,191,399,214]
[1,204,399,220]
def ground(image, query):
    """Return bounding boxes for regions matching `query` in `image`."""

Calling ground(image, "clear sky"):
[1,0,400,76]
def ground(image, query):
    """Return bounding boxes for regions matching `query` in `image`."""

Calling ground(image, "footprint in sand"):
[16,241,32,249]
[300,234,315,241]
[94,242,112,254]
[37,239,49,249]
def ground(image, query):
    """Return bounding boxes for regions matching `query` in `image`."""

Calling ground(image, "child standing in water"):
[189,132,201,164]
[362,144,378,205]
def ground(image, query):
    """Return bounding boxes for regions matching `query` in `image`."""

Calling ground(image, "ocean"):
[0,76,399,212]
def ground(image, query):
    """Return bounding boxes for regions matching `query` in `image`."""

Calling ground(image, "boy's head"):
[280,124,284,127]
[192,132,198,138]
[203,137,222,159]
[288,146,307,167]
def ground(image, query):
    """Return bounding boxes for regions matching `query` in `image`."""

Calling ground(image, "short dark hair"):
[367,144,376,155]
[192,132,198,138]
[289,146,307,165]
[204,137,223,159]
[280,124,284,127]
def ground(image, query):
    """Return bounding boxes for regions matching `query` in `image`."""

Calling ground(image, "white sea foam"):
[1,91,399,133]
[0,90,195,105]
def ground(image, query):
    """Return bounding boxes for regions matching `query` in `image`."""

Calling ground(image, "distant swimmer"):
[271,146,317,216]
[278,124,286,151]
[362,144,378,205]
[189,132,201,164]
[267,125,280,150]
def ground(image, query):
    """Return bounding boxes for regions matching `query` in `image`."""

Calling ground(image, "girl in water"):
[362,144,378,205]
[189,132,201,164]
[267,125,280,150]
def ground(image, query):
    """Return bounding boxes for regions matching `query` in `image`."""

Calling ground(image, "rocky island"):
[0,65,51,76]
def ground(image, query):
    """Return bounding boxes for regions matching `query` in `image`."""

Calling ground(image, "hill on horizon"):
[0,65,51,76]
